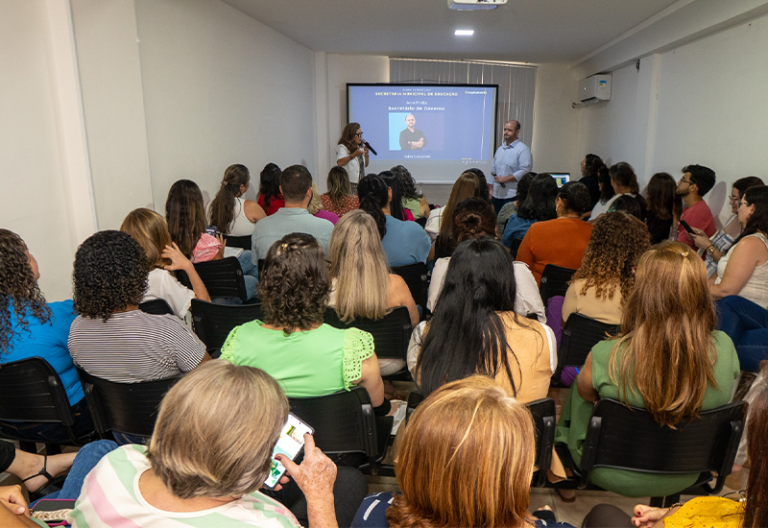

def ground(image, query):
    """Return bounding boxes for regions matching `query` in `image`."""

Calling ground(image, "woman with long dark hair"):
[424,170,481,243]
[411,238,556,402]
[358,174,430,267]
[256,162,284,216]
[556,241,739,498]
[579,153,603,208]
[208,164,266,235]
[643,172,681,244]
[501,173,558,248]
[165,179,259,300]
[391,165,429,220]
[709,185,768,306]
[379,171,413,221]
[589,163,616,220]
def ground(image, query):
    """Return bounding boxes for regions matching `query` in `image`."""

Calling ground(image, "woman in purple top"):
[309,182,340,225]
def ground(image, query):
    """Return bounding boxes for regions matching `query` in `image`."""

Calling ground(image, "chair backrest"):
[139,299,174,315]
[323,306,412,361]
[190,299,264,356]
[539,264,576,307]
[288,387,377,458]
[0,358,75,428]
[76,367,181,438]
[391,263,428,310]
[526,398,556,487]
[579,399,745,494]
[223,234,252,250]
[176,257,247,302]
[510,237,523,259]
[558,314,620,375]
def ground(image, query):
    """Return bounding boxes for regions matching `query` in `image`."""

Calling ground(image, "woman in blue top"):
[502,173,558,249]
[0,229,92,444]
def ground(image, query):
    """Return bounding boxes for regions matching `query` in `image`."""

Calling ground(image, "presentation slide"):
[347,84,498,184]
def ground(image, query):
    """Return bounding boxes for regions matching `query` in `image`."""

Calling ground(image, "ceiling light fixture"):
[455,29,475,36]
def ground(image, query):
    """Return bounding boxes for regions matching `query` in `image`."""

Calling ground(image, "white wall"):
[0,0,95,301]
[574,13,768,223]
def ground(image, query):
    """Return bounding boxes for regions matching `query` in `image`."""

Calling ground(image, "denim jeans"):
[237,250,259,301]
[716,295,768,372]
[38,440,118,501]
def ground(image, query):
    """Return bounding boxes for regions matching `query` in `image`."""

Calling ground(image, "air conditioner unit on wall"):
[579,74,611,103]
[448,0,507,11]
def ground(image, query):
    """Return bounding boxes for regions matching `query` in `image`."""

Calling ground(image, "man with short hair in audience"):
[676,164,716,249]
[251,164,334,264]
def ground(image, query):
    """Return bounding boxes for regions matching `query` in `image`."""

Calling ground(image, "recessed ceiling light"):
[455,29,475,36]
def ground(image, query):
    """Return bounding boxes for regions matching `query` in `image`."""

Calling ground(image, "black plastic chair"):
[569,398,745,506]
[539,264,576,308]
[139,299,174,316]
[176,257,247,302]
[288,387,391,473]
[76,368,181,439]
[556,314,620,381]
[223,234,252,250]
[509,237,524,259]
[391,263,428,314]
[190,299,264,357]
[528,397,556,487]
[0,358,96,453]
[323,307,412,379]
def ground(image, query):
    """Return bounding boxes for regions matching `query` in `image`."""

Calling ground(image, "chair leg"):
[18,441,37,454]
[650,495,681,508]
[649,497,664,507]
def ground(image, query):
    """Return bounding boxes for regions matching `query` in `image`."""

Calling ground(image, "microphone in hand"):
[363,141,377,156]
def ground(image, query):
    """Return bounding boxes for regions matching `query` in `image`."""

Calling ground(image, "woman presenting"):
[337,122,369,186]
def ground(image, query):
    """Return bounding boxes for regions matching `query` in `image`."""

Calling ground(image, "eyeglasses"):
[739,201,749,208]
[680,178,692,184]
[355,132,363,137]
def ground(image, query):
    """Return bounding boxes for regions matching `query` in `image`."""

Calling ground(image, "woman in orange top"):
[517,180,594,285]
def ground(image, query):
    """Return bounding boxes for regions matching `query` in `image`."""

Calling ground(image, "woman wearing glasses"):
[708,185,768,306]
[337,123,369,187]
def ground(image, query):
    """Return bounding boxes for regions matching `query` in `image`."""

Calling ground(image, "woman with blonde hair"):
[352,376,567,528]
[555,241,740,498]
[207,163,266,236]
[328,211,419,375]
[308,181,339,225]
[120,208,210,318]
[562,212,651,325]
[322,165,359,218]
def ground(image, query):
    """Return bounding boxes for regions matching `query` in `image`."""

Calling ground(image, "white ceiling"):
[221,0,680,64]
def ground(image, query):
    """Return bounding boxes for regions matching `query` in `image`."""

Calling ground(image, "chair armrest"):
[578,415,602,489]
[704,418,744,494]
[535,415,555,487]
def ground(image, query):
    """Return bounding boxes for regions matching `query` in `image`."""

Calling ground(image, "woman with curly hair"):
[321,166,359,218]
[256,162,284,216]
[120,208,210,318]
[562,212,651,325]
[391,165,429,220]
[220,233,386,409]
[68,230,209,386]
[555,241,739,498]
[166,179,258,300]
[0,229,93,445]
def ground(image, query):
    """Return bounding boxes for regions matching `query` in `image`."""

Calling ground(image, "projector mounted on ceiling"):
[448,0,507,11]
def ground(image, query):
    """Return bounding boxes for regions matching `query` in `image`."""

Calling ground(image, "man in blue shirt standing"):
[491,120,533,213]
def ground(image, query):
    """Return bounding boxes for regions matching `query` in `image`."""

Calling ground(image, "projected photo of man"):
[399,113,428,150]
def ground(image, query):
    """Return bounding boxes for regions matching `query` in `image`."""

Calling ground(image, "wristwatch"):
[706,245,716,256]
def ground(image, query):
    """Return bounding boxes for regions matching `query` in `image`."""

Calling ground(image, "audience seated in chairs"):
[358,174,430,267]
[717,295,768,373]
[221,233,388,413]
[588,162,616,220]
[425,170,482,254]
[0,440,76,499]
[352,376,573,528]
[0,229,93,444]
[517,181,594,285]
[68,230,210,384]
[555,241,740,500]
[321,166,359,218]
[327,210,419,375]
[391,165,430,221]
[501,173,558,248]
[256,162,285,216]
[496,171,535,234]
[562,212,651,326]
[120,208,210,318]
[17,361,367,528]
[379,171,414,222]
[307,181,339,225]
[207,163,266,239]
[166,178,259,301]
[427,198,545,322]
[643,172,682,245]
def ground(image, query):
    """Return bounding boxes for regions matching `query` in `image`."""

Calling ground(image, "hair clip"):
[281,243,289,250]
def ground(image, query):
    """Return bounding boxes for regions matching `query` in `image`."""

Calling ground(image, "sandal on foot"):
[22,456,66,497]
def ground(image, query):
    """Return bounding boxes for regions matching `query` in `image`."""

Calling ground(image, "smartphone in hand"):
[679,219,696,235]
[264,413,314,489]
